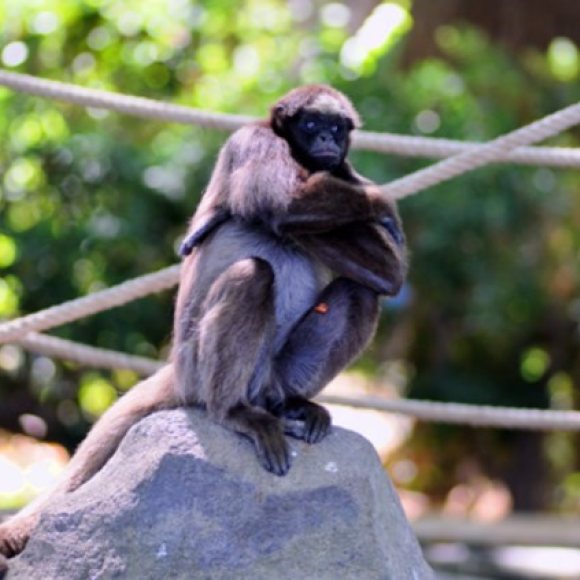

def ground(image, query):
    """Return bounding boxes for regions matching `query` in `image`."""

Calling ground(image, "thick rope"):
[0,70,253,131]
[1,69,580,169]
[18,332,163,376]
[352,131,580,168]
[2,96,579,343]
[12,330,580,431]
[317,395,580,431]
[10,332,580,431]
[381,101,580,200]
[0,265,180,343]
[2,70,580,431]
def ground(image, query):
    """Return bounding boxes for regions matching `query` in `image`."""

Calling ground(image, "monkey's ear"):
[271,104,287,131]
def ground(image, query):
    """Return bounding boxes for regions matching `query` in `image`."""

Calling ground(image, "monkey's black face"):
[286,111,351,172]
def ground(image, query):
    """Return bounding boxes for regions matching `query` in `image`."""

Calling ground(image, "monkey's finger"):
[379,216,404,246]
[282,418,306,440]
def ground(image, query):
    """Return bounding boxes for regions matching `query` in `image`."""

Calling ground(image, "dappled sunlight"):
[443,478,512,522]
[1,1,580,576]
[494,547,580,578]
[340,2,411,73]
[324,373,514,525]
[547,37,579,82]
[324,371,415,458]
[0,430,68,510]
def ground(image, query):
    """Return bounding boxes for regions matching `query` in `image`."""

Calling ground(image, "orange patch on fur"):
[314,302,329,314]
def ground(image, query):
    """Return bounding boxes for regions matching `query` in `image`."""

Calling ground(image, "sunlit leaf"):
[0,234,18,268]
[78,375,118,417]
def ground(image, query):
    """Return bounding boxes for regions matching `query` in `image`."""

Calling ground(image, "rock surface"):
[7,409,432,579]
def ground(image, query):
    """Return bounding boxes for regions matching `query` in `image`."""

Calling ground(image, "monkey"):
[172,85,406,476]
[0,85,406,565]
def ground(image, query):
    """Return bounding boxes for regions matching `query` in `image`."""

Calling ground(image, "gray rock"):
[7,409,432,580]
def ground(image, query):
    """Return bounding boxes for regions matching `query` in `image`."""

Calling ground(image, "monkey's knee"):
[274,277,379,397]
[196,258,276,412]
[325,277,379,320]
[227,257,273,287]
[207,258,274,307]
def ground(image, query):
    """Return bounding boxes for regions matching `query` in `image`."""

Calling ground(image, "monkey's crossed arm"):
[178,177,402,247]
[180,166,405,295]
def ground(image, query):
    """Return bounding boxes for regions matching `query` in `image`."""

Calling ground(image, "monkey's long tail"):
[61,364,177,493]
[0,364,178,558]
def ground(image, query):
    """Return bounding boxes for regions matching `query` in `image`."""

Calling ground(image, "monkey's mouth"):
[311,148,340,166]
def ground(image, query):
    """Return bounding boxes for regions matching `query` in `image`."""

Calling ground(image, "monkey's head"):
[271,85,361,172]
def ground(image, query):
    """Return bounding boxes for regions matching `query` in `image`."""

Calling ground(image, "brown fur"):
[271,84,361,129]
[0,86,407,565]
[172,85,406,474]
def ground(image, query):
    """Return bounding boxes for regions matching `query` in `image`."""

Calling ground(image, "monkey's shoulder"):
[227,122,291,165]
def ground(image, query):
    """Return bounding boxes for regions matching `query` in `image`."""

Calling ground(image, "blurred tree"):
[0,0,579,512]
[405,0,580,63]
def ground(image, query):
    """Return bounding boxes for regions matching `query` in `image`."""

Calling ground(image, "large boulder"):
[7,409,432,579]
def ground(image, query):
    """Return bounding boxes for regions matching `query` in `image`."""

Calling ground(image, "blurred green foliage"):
[1,0,580,510]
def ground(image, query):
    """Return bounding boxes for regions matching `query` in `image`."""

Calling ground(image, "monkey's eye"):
[330,124,339,133]
[305,120,317,131]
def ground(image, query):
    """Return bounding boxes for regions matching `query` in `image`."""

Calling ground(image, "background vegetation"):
[1,0,579,514]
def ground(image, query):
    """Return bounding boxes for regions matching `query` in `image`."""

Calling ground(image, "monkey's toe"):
[254,429,291,476]
[304,410,331,444]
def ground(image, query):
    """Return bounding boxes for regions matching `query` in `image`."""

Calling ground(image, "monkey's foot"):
[228,406,291,476]
[248,415,291,476]
[0,514,36,559]
[280,398,331,444]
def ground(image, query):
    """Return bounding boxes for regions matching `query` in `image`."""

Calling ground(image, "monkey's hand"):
[379,216,405,246]
[274,172,381,235]
[277,398,331,444]
[362,184,405,247]
[179,208,231,257]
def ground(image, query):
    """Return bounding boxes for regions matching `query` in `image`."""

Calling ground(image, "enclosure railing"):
[1,69,580,432]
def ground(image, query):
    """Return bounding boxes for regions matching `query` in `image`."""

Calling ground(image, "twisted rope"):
[352,131,580,168]
[1,69,579,168]
[0,265,180,343]
[11,331,580,431]
[18,332,163,376]
[0,70,253,131]
[2,70,580,431]
[0,87,578,344]
[381,101,580,200]
[11,332,580,431]
[318,395,580,431]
